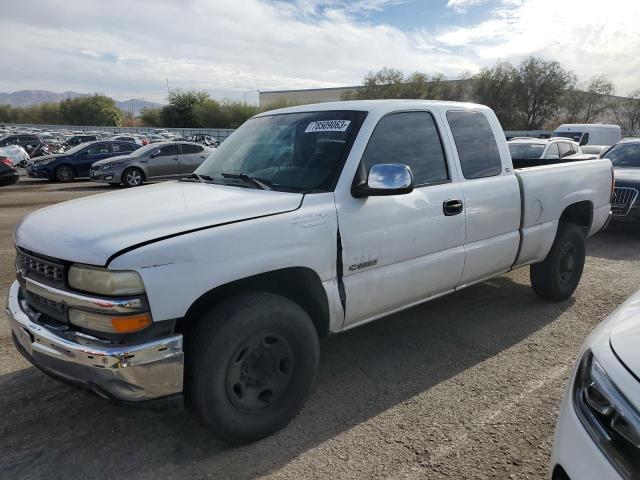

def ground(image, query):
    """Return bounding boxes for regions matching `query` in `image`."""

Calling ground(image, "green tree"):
[161,89,209,127]
[192,98,225,127]
[59,94,121,126]
[512,57,576,129]
[471,62,519,129]
[140,107,163,127]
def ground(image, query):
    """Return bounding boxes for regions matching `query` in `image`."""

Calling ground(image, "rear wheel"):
[122,167,144,187]
[186,292,320,444]
[54,164,74,182]
[530,223,586,301]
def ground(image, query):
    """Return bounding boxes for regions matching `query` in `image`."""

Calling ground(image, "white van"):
[552,124,621,147]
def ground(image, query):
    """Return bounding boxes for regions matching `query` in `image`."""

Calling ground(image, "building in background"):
[259,86,361,107]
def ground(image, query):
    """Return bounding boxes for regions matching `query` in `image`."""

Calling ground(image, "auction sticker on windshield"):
[305,120,351,133]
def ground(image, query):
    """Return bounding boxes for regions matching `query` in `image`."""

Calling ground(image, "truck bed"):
[513,159,612,268]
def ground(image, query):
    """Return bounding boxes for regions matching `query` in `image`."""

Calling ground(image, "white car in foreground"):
[552,290,640,479]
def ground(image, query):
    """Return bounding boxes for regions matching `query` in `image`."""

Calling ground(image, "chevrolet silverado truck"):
[6,100,612,444]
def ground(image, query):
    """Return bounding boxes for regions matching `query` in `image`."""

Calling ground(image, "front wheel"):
[530,223,586,301]
[122,167,144,187]
[186,292,320,444]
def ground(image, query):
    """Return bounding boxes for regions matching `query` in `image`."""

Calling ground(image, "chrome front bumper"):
[6,280,184,402]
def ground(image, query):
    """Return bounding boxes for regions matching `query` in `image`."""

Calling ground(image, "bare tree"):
[562,75,615,123]
[613,88,640,132]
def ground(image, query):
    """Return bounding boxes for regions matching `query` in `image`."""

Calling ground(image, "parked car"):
[64,134,98,148]
[552,124,621,147]
[146,134,165,143]
[186,133,220,147]
[0,145,30,167]
[90,141,213,187]
[580,145,611,157]
[552,288,640,480]
[25,140,138,181]
[7,100,612,444]
[604,138,640,222]
[507,137,582,168]
[0,133,41,149]
[109,135,144,146]
[0,156,19,186]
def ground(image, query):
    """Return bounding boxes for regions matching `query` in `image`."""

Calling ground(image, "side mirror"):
[545,154,560,160]
[150,150,161,158]
[352,163,414,198]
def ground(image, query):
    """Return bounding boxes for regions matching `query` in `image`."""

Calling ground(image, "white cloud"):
[446,0,489,13]
[0,0,639,102]
[436,0,640,94]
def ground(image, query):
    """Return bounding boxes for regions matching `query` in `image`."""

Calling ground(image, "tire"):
[186,292,320,444]
[54,164,75,182]
[530,223,586,301]
[122,167,144,187]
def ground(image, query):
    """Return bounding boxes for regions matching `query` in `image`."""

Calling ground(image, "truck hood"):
[609,291,640,380]
[15,181,302,266]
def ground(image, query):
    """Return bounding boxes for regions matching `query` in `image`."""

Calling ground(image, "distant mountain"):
[0,90,163,116]
[115,98,163,116]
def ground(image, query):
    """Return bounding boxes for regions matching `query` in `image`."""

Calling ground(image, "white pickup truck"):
[7,100,612,443]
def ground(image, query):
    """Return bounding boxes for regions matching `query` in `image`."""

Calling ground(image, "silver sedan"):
[90,141,213,187]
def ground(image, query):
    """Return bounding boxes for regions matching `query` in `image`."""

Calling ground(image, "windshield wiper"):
[220,172,272,190]
[181,173,214,183]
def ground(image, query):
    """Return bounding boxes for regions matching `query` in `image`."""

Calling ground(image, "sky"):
[1,0,639,104]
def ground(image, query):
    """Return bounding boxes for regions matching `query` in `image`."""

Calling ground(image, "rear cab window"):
[446,111,503,179]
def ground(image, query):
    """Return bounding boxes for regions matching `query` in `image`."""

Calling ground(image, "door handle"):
[443,199,463,216]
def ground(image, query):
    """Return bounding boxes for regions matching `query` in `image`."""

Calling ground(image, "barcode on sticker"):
[305,120,351,133]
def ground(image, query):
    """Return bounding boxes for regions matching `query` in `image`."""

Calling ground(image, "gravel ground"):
[1,178,638,480]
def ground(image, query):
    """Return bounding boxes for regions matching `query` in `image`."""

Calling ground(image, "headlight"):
[573,351,640,479]
[34,158,54,165]
[68,265,145,296]
[101,162,120,170]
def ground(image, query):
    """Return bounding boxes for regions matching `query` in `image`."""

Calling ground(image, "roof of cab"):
[255,99,490,117]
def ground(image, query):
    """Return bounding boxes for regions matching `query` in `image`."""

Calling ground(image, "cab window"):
[361,111,449,186]
[446,111,502,179]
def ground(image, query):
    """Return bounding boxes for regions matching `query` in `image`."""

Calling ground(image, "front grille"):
[611,187,639,217]
[16,250,65,286]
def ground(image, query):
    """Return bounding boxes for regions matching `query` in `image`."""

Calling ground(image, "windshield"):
[131,143,164,156]
[605,143,640,168]
[552,131,583,142]
[508,143,546,159]
[195,110,366,192]
[64,142,94,155]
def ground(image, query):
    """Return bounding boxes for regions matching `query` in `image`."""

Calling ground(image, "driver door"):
[336,111,466,328]
[146,143,180,179]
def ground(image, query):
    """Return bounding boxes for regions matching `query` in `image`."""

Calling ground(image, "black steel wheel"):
[530,223,586,301]
[186,292,320,444]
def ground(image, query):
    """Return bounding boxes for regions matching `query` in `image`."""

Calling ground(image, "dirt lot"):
[1,178,638,480]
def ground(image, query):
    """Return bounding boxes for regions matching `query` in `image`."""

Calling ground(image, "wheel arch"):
[177,267,331,339]
[559,200,593,235]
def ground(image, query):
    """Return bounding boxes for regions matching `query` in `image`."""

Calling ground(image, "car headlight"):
[68,264,145,296]
[101,162,120,170]
[34,158,54,166]
[573,351,640,479]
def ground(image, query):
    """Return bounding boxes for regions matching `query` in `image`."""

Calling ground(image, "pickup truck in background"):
[7,100,613,443]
